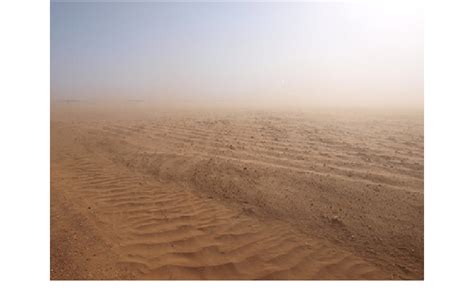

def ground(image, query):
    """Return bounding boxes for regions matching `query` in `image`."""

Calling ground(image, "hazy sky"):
[51,2,423,107]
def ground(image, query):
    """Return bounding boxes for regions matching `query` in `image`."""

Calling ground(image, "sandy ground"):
[51,102,423,280]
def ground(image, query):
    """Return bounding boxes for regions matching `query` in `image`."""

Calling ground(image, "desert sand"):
[50,101,423,280]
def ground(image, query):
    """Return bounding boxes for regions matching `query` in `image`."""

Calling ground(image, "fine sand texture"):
[51,102,423,280]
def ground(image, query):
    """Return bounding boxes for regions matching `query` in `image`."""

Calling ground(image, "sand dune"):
[51,103,423,280]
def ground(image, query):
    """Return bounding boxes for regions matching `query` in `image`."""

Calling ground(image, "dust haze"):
[52,2,423,109]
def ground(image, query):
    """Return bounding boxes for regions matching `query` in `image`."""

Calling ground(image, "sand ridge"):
[51,103,423,279]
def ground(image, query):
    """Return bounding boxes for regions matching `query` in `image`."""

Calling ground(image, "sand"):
[50,102,423,280]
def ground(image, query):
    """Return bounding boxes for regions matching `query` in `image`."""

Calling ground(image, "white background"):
[1,0,473,289]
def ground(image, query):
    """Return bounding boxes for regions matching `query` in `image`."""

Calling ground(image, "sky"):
[51,2,423,107]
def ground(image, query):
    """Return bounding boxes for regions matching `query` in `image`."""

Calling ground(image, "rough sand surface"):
[51,103,423,280]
